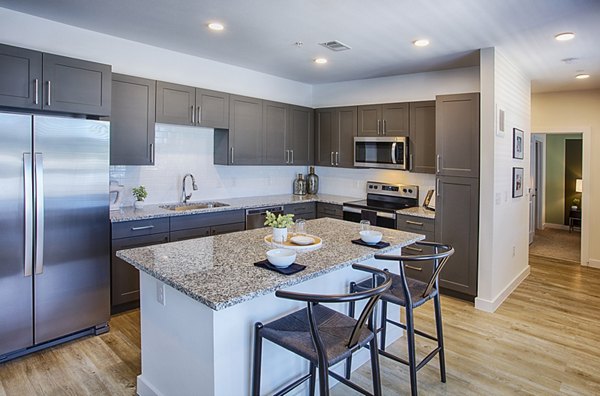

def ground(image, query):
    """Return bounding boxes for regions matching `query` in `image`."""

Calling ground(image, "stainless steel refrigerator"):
[0,112,110,360]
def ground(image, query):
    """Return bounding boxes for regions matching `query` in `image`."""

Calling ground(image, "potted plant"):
[264,211,294,243]
[132,186,148,209]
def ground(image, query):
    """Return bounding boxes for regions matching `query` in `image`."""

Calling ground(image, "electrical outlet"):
[156,281,166,306]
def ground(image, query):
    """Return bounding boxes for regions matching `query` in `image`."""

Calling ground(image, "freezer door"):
[33,116,110,344]
[0,113,34,356]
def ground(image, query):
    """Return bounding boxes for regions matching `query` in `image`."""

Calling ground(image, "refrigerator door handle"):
[23,153,33,277]
[34,153,45,275]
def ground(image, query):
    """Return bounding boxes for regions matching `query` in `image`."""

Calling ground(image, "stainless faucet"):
[182,173,198,203]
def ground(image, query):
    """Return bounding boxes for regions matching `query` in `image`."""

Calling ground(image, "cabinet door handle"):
[47,81,51,106]
[330,151,334,166]
[377,119,381,135]
[191,105,195,124]
[410,154,413,171]
[34,79,39,105]
[231,147,234,164]
[197,106,202,124]
[131,225,154,231]
[149,143,154,163]
[405,264,422,271]
[436,154,441,173]
[285,150,289,164]
[436,178,440,197]
[290,150,294,164]
[383,119,387,135]
[406,220,424,226]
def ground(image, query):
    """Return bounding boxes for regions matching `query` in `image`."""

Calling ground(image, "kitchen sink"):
[160,202,230,211]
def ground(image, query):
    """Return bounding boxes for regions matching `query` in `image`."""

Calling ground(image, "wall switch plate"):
[156,281,166,306]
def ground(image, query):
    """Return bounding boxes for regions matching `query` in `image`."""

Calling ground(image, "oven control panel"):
[366,181,418,199]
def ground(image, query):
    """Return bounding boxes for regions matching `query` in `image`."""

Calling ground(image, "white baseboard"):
[475,266,531,313]
[587,258,600,269]
[137,375,162,396]
[543,223,570,231]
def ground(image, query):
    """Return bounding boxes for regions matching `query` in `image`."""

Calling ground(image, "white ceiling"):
[1,0,599,92]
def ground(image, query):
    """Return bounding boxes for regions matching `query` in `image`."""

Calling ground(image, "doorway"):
[529,132,584,264]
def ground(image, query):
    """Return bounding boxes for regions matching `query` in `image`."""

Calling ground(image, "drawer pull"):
[404,246,423,253]
[406,220,424,226]
[405,265,422,271]
[131,225,155,231]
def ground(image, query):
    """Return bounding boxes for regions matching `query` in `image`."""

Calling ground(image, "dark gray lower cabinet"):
[284,202,316,220]
[396,215,435,283]
[316,203,343,219]
[435,176,479,299]
[169,210,245,241]
[0,43,42,109]
[110,74,156,165]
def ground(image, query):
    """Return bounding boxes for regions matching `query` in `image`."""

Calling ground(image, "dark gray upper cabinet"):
[156,81,195,126]
[42,54,111,116]
[0,44,42,109]
[263,100,288,165]
[435,176,479,298]
[287,105,313,165]
[228,95,263,165]
[357,102,408,137]
[156,81,229,128]
[315,106,357,167]
[435,93,480,178]
[196,88,229,129]
[0,43,111,116]
[110,74,156,166]
[409,101,436,174]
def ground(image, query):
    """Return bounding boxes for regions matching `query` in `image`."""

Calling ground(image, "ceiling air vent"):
[319,40,352,52]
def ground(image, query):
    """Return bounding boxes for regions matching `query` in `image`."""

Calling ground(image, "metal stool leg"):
[309,362,316,396]
[345,282,356,380]
[379,300,388,351]
[318,362,329,395]
[369,328,383,396]
[252,323,263,396]
[405,306,418,396]
[433,293,446,383]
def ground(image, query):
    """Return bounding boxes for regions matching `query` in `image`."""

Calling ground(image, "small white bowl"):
[266,248,297,268]
[359,230,383,245]
[290,235,315,246]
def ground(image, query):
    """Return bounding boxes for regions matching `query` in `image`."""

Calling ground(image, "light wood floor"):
[1,256,599,395]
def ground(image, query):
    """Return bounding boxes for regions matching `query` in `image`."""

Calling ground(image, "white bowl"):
[359,230,383,245]
[266,248,297,268]
[290,235,315,246]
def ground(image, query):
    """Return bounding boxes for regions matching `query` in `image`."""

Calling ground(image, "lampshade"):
[576,179,583,193]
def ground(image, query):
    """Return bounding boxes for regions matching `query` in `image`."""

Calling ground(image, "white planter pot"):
[134,200,145,210]
[272,227,288,243]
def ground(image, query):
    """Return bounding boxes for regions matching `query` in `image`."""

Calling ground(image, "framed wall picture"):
[512,167,524,198]
[513,128,524,159]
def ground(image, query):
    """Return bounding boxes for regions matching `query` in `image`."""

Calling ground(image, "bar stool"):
[346,241,454,396]
[252,263,393,396]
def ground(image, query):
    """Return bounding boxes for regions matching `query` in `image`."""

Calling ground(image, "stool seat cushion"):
[261,304,374,366]
[356,273,435,308]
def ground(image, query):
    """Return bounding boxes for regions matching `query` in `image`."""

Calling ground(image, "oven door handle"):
[391,142,397,164]
[342,206,396,219]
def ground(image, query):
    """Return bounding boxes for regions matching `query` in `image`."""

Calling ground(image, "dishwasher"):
[245,206,284,230]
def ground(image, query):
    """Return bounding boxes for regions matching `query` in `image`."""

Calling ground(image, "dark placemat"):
[351,239,391,249]
[254,260,306,275]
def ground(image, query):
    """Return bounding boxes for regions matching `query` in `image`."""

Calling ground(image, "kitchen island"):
[117,218,424,396]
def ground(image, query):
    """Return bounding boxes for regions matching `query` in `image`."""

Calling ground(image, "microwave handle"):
[391,142,397,164]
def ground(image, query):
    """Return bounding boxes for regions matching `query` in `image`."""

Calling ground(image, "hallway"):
[529,228,581,263]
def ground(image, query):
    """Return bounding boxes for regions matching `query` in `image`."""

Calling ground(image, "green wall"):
[545,134,582,224]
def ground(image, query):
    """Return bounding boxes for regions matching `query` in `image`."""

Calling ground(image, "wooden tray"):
[264,234,323,252]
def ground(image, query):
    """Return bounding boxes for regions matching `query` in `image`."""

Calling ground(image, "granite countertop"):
[110,194,356,223]
[116,218,424,311]
[397,206,436,219]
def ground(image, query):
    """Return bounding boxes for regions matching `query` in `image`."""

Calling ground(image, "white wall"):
[110,124,306,206]
[476,48,531,312]
[0,7,312,106]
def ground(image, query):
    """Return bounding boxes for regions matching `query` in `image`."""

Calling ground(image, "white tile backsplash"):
[110,124,308,206]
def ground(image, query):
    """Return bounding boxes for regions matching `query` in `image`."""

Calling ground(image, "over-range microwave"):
[354,136,409,170]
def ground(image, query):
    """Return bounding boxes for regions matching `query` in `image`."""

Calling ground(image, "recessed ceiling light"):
[555,32,575,41]
[208,22,224,31]
[575,74,590,79]
[413,39,430,47]
[314,58,328,64]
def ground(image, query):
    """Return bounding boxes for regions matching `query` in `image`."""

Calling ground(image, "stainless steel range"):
[343,181,419,229]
